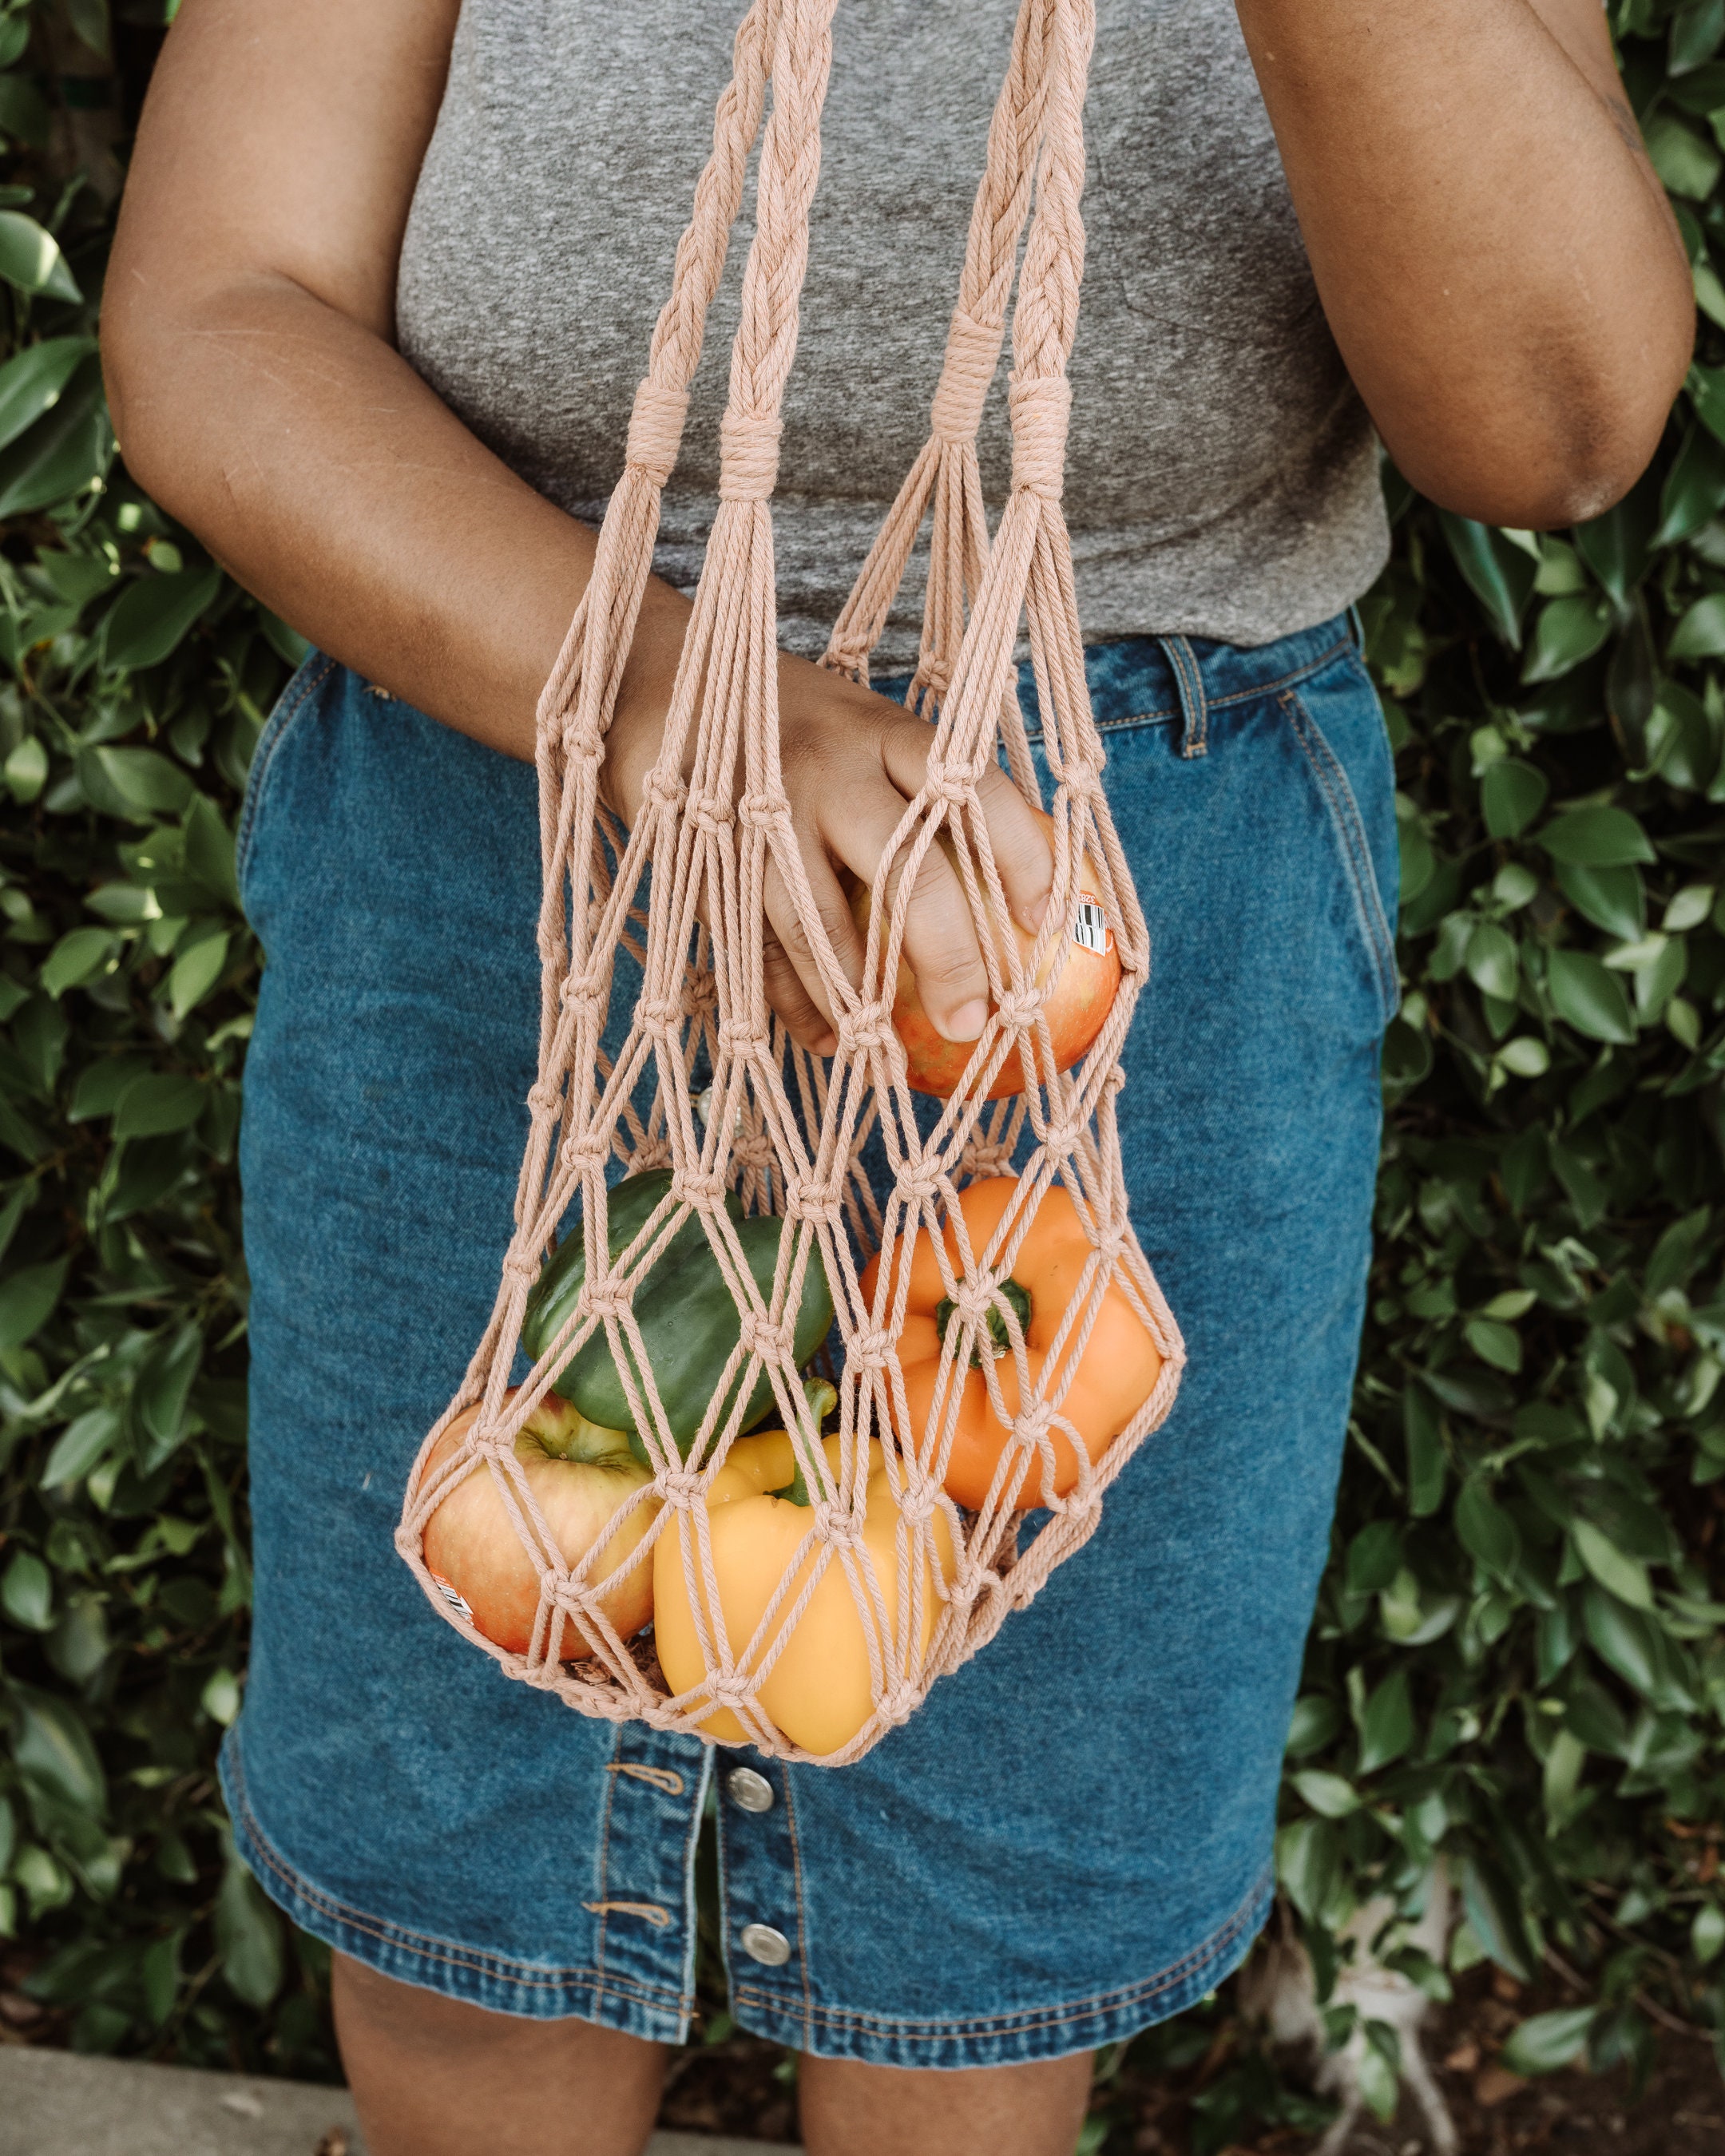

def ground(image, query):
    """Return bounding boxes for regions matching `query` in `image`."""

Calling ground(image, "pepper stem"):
[934,1276,1033,1367]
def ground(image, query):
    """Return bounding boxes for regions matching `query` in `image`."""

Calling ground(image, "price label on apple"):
[428,1568,474,1623]
[1071,899,1112,956]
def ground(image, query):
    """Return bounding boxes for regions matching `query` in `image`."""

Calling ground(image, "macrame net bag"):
[397,0,1185,1766]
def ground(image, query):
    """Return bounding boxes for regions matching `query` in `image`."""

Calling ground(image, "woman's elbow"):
[1382,302,1696,532]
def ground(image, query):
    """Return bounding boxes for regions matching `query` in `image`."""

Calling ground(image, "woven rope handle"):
[822,0,1057,700]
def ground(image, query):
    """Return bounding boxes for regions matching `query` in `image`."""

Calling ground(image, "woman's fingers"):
[758,842,862,1057]
[877,713,1052,937]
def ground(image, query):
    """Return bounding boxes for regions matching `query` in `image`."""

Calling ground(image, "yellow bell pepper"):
[653,1425,954,1757]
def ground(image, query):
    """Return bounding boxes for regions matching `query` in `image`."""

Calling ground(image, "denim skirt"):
[220,614,1398,2068]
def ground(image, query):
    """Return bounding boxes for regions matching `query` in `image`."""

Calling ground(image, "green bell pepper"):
[520,1167,834,1465]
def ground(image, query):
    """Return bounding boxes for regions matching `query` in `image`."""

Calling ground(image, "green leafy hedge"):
[0,0,1719,2129]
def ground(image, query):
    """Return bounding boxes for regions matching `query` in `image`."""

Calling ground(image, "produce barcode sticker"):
[1071,899,1112,955]
[428,1568,474,1623]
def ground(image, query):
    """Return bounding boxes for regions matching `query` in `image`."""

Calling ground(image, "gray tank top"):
[397,0,1390,665]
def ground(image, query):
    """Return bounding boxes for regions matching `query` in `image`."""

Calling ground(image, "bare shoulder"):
[108,0,460,343]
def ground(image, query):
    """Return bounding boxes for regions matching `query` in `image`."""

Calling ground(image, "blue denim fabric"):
[221,615,1396,2067]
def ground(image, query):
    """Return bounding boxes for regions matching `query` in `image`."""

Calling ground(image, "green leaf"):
[1404,1384,1446,1518]
[1480,757,1548,838]
[1291,1769,1359,1818]
[1465,1315,1523,1373]
[1439,514,1535,648]
[1692,1903,1725,1964]
[1356,1667,1415,1775]
[1584,1588,1664,1699]
[1555,861,1644,940]
[1669,590,1725,659]
[10,1688,105,1815]
[1647,110,1723,198]
[1275,1816,1340,1924]
[136,1322,203,1462]
[215,1853,284,2008]
[1521,595,1611,683]
[0,336,96,456]
[1546,949,1637,1044]
[1461,1853,1538,1982]
[1671,0,1725,71]
[111,1072,206,1139]
[1539,806,1655,866]
[167,930,229,1021]
[101,567,220,673]
[1,1550,53,1631]
[0,1255,68,1352]
[0,355,109,521]
[0,212,81,303]
[1500,2007,1599,2076]
[77,746,194,822]
[1573,471,1659,610]
[1286,1693,1343,1758]
[1571,1518,1656,1610]
[1456,1478,1521,1583]
[40,1404,121,1488]
[1655,422,1725,545]
[1465,921,1520,1001]
[181,793,239,906]
[39,928,117,998]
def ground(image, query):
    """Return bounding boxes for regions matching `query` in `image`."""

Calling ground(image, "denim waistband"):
[877,610,1360,760]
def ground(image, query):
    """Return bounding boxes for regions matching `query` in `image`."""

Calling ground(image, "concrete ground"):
[0,2044,783,2156]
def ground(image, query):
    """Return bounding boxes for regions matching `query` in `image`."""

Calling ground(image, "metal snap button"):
[740,1922,791,1967]
[727,1767,774,1814]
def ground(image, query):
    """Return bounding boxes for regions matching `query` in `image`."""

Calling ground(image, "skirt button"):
[727,1767,774,1813]
[740,1922,792,1967]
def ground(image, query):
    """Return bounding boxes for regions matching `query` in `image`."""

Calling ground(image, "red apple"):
[422,1389,658,1659]
[851,805,1122,1100]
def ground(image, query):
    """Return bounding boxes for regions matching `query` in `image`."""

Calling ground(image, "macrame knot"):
[783,1173,842,1225]
[813,1500,866,1552]
[1012,1399,1057,1449]
[656,1469,704,1512]
[960,1139,1016,1179]
[836,1001,890,1056]
[561,713,606,764]
[671,1166,727,1211]
[707,1671,755,1714]
[993,985,1041,1030]
[716,1019,767,1058]
[920,760,970,808]
[585,1277,636,1323]
[851,1329,893,1373]
[502,1250,539,1285]
[1009,374,1072,501]
[641,766,687,812]
[635,995,681,1035]
[738,1310,795,1364]
[560,1133,609,1175]
[686,790,735,838]
[875,1681,922,1728]
[718,412,781,501]
[738,790,786,832]
[625,378,690,488]
[526,1081,561,1118]
[929,307,1005,444]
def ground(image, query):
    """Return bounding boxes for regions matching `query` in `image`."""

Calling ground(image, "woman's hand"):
[103,0,1047,1052]
[1235,0,1694,527]
[604,636,1053,1056]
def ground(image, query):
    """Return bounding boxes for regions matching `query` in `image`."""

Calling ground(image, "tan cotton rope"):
[396,0,1186,1766]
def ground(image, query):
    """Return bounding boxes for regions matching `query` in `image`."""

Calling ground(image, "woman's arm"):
[1236,0,1695,528]
[102,0,1051,1056]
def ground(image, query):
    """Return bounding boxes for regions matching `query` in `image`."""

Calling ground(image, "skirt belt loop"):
[1160,634,1209,759]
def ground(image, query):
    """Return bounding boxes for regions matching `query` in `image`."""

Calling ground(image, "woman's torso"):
[396,0,1390,663]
